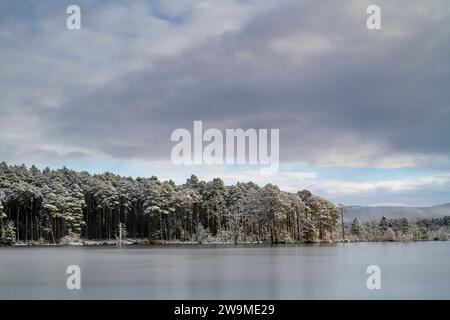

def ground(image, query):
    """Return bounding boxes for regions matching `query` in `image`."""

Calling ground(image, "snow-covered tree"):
[116,222,128,246]
[0,199,6,242]
[379,215,391,231]
[302,218,318,243]
[195,222,211,244]
[67,184,86,235]
[350,218,364,238]
[0,161,347,245]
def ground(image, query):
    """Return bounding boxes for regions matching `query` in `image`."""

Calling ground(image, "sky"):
[0,0,449,206]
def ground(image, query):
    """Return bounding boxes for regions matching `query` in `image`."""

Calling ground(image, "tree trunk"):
[340,208,345,241]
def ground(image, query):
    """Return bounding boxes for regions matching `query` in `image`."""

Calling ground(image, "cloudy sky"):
[1,0,449,206]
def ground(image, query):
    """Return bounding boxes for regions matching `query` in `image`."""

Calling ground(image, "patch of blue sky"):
[145,0,192,25]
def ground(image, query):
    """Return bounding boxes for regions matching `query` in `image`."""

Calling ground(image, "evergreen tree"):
[1,221,16,245]
[0,161,348,245]
[379,215,390,231]
[67,184,86,235]
[350,218,364,238]
[0,199,5,242]
[302,218,318,243]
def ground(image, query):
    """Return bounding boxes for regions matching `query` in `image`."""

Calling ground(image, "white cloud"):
[314,173,450,195]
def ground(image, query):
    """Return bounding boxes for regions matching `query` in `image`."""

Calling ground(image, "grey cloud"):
[5,0,450,168]
[2,0,265,166]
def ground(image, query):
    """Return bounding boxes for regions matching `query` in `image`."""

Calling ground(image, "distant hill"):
[345,203,450,223]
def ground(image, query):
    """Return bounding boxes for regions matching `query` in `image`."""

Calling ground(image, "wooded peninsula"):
[0,162,449,246]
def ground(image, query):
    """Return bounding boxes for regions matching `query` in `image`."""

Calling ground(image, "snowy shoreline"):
[7,238,448,247]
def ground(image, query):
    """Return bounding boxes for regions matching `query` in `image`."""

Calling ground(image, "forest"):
[347,215,450,242]
[0,162,339,245]
[1,162,448,246]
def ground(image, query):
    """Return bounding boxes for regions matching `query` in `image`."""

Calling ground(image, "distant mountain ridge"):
[345,203,450,223]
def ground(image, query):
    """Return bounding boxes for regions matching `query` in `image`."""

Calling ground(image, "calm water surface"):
[0,242,449,299]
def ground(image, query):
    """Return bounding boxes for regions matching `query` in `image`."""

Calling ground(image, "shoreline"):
[5,238,449,247]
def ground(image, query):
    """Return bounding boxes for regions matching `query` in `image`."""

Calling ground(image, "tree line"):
[347,215,450,242]
[0,162,340,245]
